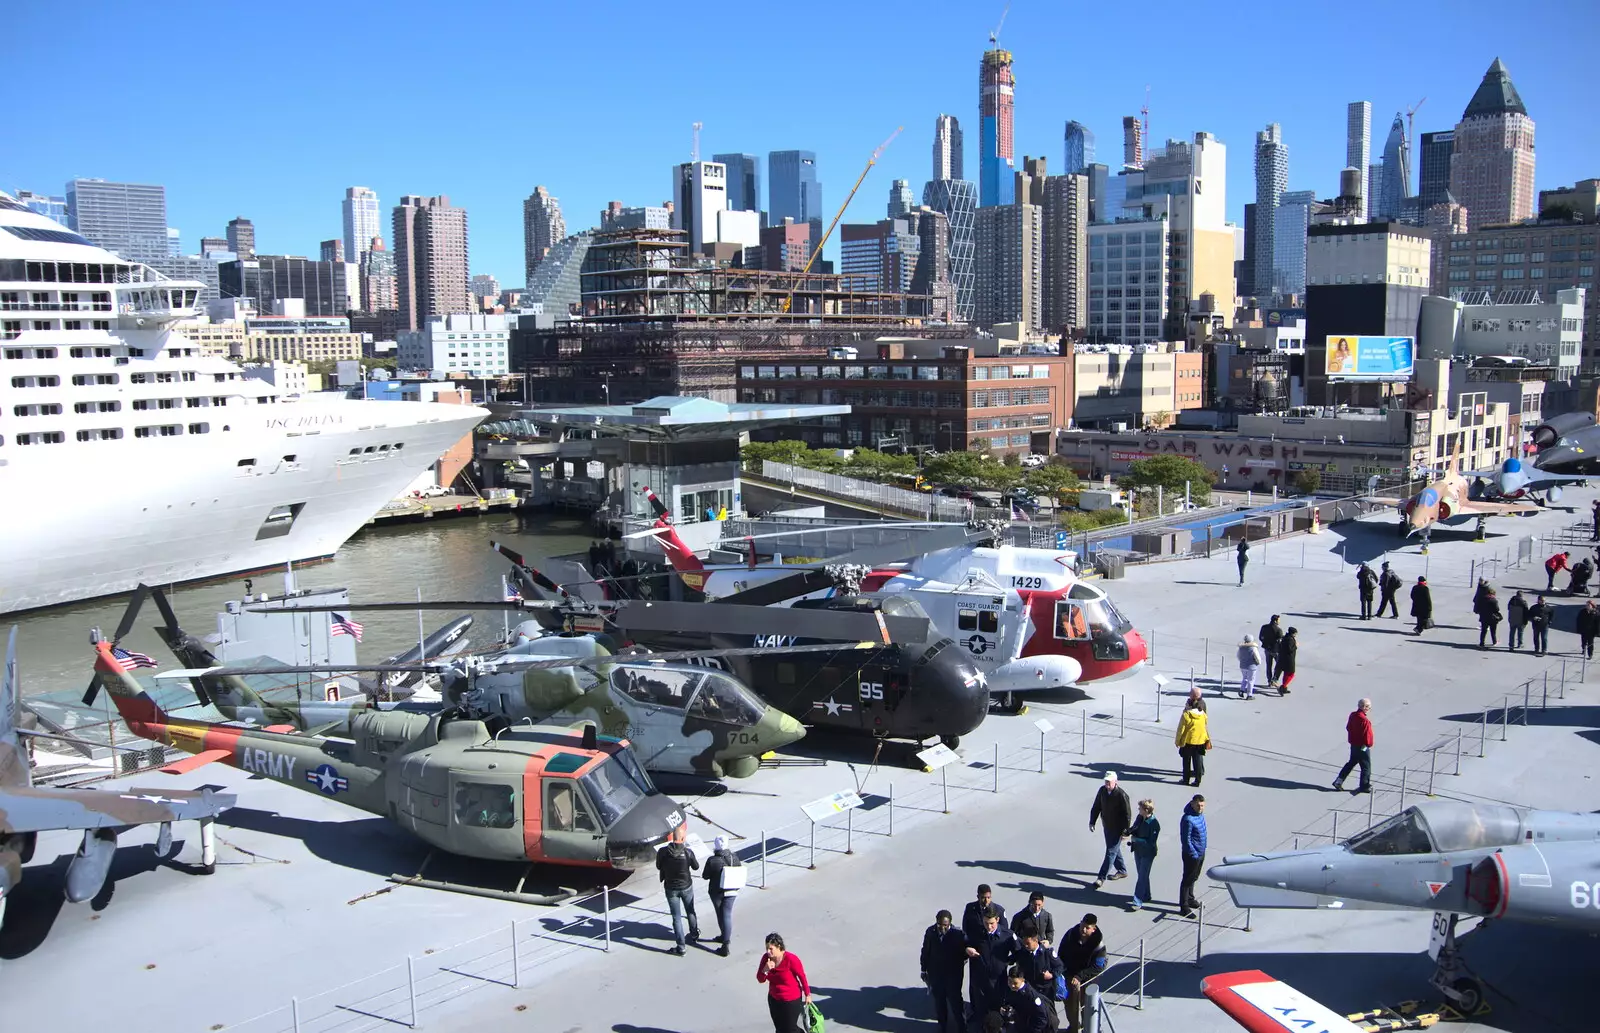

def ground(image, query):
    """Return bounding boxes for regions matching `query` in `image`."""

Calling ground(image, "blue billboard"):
[1324,335,1414,382]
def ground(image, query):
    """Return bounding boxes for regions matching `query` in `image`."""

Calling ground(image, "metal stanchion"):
[1331,811,1338,843]
[1137,938,1145,1009]
[511,921,520,986]
[846,806,854,855]
[1400,766,1407,811]
[1480,708,1488,757]
[941,764,949,814]
[291,998,301,1033]
[1195,903,1204,962]
[808,821,817,869]
[407,957,417,1028]
[603,885,611,951]
[1502,695,1509,740]
[1039,726,1047,773]
[1455,729,1462,775]
[1428,748,1437,796]
[1244,907,1253,932]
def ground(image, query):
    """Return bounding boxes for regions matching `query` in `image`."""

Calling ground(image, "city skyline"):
[4,1,1592,286]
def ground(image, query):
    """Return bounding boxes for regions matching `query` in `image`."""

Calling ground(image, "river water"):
[12,512,600,699]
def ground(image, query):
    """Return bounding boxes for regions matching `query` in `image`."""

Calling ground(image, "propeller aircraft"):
[1208,798,1600,1013]
[1,626,232,927]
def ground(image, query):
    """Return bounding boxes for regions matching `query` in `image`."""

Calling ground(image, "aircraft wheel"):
[1449,978,1484,1014]
[940,735,961,751]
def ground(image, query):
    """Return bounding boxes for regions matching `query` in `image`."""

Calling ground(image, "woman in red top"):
[756,932,811,1032]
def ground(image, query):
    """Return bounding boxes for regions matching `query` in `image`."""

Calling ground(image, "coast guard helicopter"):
[631,487,1148,712]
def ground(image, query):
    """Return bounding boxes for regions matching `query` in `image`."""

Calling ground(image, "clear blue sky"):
[5,0,1594,286]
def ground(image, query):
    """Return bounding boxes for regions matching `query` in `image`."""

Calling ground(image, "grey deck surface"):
[4,495,1595,1033]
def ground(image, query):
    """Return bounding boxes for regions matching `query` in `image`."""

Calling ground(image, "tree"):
[922,450,994,487]
[1147,410,1172,430]
[1061,508,1129,533]
[1293,469,1322,496]
[1121,455,1214,506]
[741,439,811,468]
[1025,463,1080,503]
[841,448,917,480]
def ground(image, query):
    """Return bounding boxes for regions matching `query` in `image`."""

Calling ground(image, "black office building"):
[1418,130,1455,210]
[220,255,352,317]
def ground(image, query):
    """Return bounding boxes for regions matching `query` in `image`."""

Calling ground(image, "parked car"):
[1020,453,1049,468]
[937,485,975,499]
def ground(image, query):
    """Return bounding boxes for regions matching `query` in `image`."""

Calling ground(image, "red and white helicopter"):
[633,488,1148,711]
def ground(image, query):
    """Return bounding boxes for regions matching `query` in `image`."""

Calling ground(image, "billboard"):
[1324,335,1413,382]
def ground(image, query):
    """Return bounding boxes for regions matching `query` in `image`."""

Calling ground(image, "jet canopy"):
[1345,801,1523,856]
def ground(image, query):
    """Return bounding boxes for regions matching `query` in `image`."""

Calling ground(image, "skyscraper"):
[922,180,977,323]
[1063,121,1094,175]
[342,186,381,262]
[1346,102,1372,220]
[1254,124,1288,301]
[393,195,470,330]
[1418,130,1456,210]
[522,186,565,287]
[319,239,345,263]
[841,218,920,297]
[65,179,168,262]
[887,179,915,218]
[1449,58,1536,230]
[932,115,964,181]
[471,274,500,300]
[226,217,255,258]
[978,48,1016,207]
[360,235,397,314]
[672,161,728,255]
[768,150,823,251]
[1377,114,1410,222]
[1121,117,1143,170]
[1042,171,1089,332]
[1271,190,1320,299]
[711,153,761,215]
[974,203,1041,331]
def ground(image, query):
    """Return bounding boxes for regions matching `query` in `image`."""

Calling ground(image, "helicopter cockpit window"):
[958,609,1001,634]
[582,758,647,828]
[614,667,702,708]
[1345,809,1435,855]
[454,782,516,830]
[1055,601,1091,641]
[688,672,765,725]
[543,779,597,833]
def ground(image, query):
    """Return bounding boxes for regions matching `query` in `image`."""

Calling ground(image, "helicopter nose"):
[758,707,806,751]
[1123,629,1149,666]
[922,658,990,737]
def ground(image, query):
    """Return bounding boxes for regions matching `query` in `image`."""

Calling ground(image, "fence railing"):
[756,460,972,521]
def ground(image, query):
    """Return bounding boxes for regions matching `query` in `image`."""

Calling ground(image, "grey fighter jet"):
[0,627,233,927]
[1208,799,1600,1013]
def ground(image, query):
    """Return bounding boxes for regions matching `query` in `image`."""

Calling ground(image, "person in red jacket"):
[1333,698,1373,794]
[1547,551,1572,592]
[757,932,811,1032]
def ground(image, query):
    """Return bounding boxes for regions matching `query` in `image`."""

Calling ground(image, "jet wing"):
[0,785,234,834]
[1201,971,1366,1033]
[1456,498,1540,516]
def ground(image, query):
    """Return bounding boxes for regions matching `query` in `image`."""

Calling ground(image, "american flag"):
[111,646,158,671]
[330,613,364,641]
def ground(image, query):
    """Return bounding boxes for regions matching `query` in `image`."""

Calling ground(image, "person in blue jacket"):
[1178,795,1207,918]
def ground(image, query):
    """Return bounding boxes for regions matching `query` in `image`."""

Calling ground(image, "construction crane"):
[989,2,1010,47]
[781,126,903,313]
[691,121,703,163]
[1404,97,1426,172]
[1141,85,1151,164]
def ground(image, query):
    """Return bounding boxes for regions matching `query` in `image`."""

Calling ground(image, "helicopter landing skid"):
[387,850,579,906]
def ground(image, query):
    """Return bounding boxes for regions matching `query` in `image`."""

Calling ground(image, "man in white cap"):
[1088,772,1133,889]
[701,834,743,956]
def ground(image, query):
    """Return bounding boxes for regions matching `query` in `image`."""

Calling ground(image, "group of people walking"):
[1233,615,1298,698]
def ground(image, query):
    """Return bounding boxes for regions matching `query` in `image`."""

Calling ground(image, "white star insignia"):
[126,794,178,805]
[822,698,844,716]
[315,768,340,792]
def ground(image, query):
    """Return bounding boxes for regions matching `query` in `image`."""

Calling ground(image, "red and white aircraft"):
[635,488,1148,708]
[1202,970,1369,1033]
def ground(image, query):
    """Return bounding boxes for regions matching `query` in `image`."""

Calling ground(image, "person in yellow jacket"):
[1175,696,1210,787]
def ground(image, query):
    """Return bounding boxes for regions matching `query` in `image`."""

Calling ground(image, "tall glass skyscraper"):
[1064,121,1095,175]
[1418,131,1455,210]
[1253,123,1288,300]
[712,153,762,214]
[1375,114,1410,221]
[978,48,1015,207]
[922,113,976,323]
[768,150,823,248]
[342,186,381,262]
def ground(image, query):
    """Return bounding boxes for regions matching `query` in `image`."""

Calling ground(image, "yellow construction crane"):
[782,126,903,313]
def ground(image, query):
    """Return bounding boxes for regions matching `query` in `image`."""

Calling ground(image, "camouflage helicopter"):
[150,596,809,779]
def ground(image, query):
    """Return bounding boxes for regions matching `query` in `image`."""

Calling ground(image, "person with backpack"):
[1257,615,1284,687]
[1506,590,1530,651]
[702,835,743,957]
[1377,562,1402,618]
[1477,587,1503,649]
[1356,563,1378,620]
[656,824,701,955]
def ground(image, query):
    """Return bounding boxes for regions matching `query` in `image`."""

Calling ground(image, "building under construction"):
[513,227,965,404]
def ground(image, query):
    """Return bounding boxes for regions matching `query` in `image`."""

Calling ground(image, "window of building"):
[990,366,1010,379]
[972,366,988,380]
[972,390,990,408]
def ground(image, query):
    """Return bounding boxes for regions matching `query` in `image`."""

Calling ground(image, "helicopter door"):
[540,776,606,864]
[449,774,523,862]
[858,667,898,732]
[955,601,1003,666]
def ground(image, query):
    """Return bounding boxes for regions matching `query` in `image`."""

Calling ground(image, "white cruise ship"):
[0,192,488,613]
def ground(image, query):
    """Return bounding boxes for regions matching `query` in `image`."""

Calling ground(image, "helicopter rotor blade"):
[84,585,154,706]
[717,523,997,607]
